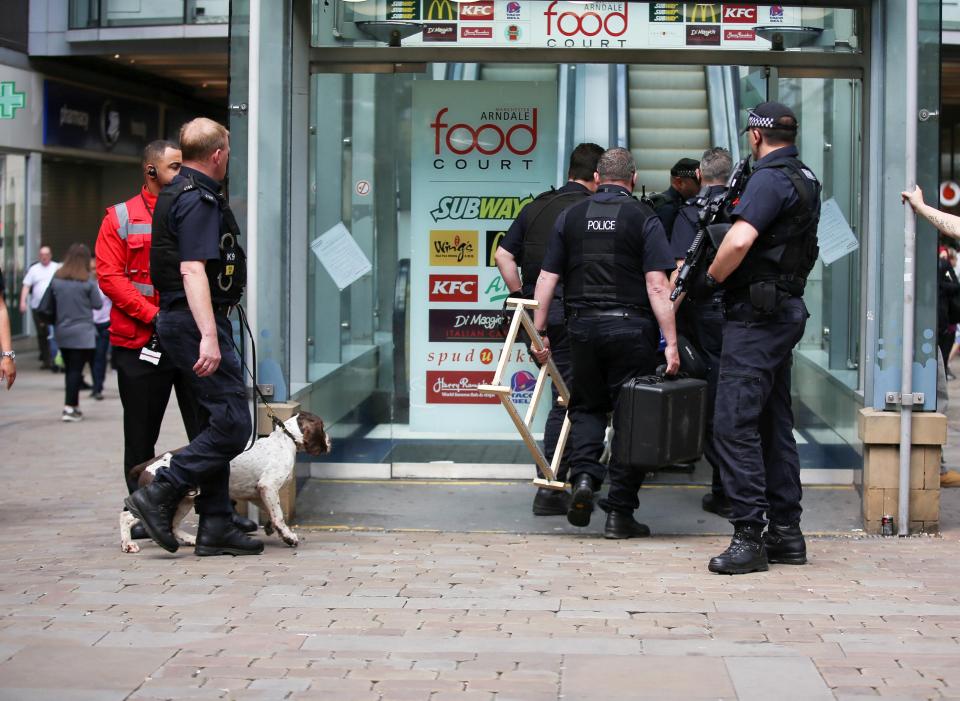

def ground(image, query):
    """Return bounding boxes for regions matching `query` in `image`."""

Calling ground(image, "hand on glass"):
[901,185,925,211]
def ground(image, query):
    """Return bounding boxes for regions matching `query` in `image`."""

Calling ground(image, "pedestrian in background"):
[0,266,16,390]
[45,244,102,421]
[19,245,60,370]
[89,259,112,400]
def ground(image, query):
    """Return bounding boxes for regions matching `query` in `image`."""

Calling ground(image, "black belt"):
[165,299,233,316]
[568,307,648,320]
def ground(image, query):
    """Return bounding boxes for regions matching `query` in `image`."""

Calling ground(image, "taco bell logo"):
[506,0,521,19]
[510,370,537,403]
[769,5,784,22]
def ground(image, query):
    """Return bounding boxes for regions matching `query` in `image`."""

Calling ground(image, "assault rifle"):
[670,156,752,302]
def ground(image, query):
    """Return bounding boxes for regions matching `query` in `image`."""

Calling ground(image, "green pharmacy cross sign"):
[0,82,26,120]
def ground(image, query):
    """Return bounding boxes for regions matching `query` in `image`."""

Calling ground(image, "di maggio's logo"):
[544,1,628,48]
[431,195,534,222]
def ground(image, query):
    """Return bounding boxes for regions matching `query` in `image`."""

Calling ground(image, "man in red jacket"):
[96,140,256,537]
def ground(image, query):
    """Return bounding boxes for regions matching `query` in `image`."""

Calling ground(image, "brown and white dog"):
[119,412,330,553]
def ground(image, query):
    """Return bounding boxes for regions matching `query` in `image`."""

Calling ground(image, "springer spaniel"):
[119,412,330,553]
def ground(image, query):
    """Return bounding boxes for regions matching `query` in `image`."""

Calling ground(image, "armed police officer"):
[494,142,604,518]
[704,103,821,575]
[671,147,734,520]
[649,157,701,236]
[125,118,262,557]
[531,147,679,538]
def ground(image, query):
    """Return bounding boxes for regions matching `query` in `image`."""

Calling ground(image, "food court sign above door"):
[390,2,821,50]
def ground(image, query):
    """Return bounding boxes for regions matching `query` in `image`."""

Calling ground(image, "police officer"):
[125,117,261,557]
[649,157,701,236]
[531,147,679,538]
[494,142,604,517]
[671,147,734,520]
[705,103,821,575]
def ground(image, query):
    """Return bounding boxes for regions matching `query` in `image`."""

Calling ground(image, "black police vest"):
[726,156,821,297]
[150,176,247,306]
[563,191,655,310]
[520,187,590,288]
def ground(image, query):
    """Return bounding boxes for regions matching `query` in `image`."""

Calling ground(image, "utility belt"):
[164,298,234,317]
[724,280,798,322]
[567,306,651,321]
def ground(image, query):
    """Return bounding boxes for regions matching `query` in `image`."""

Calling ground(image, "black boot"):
[708,525,768,575]
[231,501,259,533]
[764,523,807,565]
[604,510,651,539]
[701,492,734,519]
[532,487,571,516]
[195,513,264,557]
[130,522,149,540]
[567,473,595,527]
[124,479,189,553]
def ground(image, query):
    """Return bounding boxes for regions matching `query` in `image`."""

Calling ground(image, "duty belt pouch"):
[613,375,708,470]
[748,281,779,316]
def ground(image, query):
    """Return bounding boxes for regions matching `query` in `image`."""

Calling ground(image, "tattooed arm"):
[902,185,960,240]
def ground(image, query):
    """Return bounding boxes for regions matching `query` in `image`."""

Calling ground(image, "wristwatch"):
[0,351,15,360]
[704,272,719,290]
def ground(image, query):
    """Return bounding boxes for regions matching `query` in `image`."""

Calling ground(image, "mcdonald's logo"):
[684,3,719,22]
[425,0,457,21]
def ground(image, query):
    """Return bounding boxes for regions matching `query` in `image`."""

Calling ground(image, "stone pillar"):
[858,408,945,534]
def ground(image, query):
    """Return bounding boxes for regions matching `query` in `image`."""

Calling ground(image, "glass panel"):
[0,154,27,336]
[313,1,860,52]
[946,0,960,31]
[68,0,229,28]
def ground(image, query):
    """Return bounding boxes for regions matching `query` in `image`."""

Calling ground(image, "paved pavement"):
[3,359,960,700]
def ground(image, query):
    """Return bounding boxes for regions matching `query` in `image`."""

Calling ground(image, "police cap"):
[741,101,798,134]
[670,158,700,180]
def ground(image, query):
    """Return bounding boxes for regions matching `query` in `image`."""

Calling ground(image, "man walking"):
[19,245,59,369]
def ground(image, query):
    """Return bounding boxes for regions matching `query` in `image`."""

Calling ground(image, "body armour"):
[520,188,591,288]
[563,190,656,310]
[150,175,247,306]
[725,156,821,297]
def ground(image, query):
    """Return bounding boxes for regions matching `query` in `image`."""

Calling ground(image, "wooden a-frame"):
[478,298,570,491]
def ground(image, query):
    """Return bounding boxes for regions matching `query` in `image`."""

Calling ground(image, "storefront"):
[228,1,941,490]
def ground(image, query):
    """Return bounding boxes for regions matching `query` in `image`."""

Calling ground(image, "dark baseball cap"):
[741,101,799,134]
[670,158,700,179]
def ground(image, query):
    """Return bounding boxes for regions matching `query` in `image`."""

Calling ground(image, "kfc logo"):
[724,28,755,40]
[461,26,494,39]
[722,4,757,23]
[544,1,628,47]
[429,275,478,303]
[431,107,538,156]
[459,1,494,20]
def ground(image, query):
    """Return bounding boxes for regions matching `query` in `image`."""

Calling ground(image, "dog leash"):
[231,304,299,447]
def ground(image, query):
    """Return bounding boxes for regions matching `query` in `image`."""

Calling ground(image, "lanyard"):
[140,192,154,217]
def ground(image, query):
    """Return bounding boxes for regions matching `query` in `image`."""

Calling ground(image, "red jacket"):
[94,187,160,349]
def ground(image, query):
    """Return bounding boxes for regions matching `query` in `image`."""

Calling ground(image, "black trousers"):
[61,348,93,407]
[32,309,52,366]
[713,297,808,528]
[156,309,251,516]
[113,344,203,494]
[681,297,726,498]
[565,315,659,514]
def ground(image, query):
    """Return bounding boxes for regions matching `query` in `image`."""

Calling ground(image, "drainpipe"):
[899,0,919,537]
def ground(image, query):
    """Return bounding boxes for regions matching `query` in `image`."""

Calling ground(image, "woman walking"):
[48,244,102,421]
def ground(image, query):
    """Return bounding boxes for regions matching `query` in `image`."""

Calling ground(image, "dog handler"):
[126,118,262,556]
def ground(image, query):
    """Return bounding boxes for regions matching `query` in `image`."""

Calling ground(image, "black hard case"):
[613,376,708,469]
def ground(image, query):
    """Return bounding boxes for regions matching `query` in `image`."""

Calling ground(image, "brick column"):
[858,408,945,534]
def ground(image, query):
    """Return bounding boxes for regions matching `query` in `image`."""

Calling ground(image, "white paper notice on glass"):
[310,222,372,291]
[817,198,860,266]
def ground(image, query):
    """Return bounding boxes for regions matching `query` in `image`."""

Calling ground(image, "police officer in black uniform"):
[649,157,701,236]
[531,147,680,538]
[494,142,604,517]
[125,117,261,557]
[704,103,821,575]
[671,147,734,520]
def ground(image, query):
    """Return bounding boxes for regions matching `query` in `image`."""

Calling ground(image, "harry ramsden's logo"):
[431,195,534,221]
[425,0,457,21]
